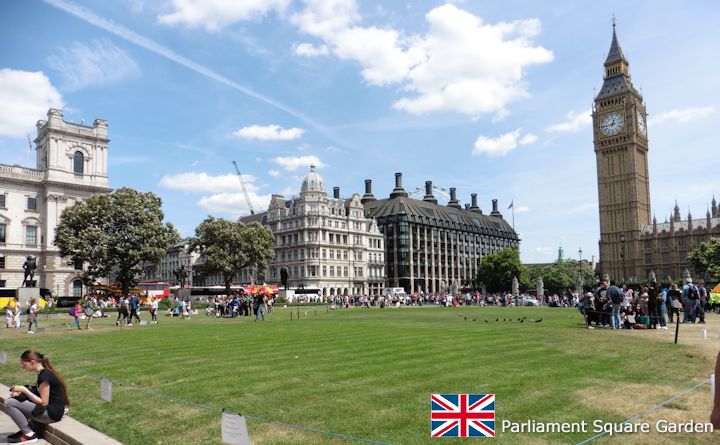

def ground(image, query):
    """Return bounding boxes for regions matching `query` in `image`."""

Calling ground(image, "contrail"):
[42,0,347,148]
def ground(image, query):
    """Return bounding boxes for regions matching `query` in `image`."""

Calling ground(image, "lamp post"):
[576,248,583,297]
[619,232,626,283]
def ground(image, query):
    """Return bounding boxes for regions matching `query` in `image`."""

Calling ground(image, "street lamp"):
[619,232,626,283]
[576,248,583,297]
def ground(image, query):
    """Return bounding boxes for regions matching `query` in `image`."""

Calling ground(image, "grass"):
[1,306,717,444]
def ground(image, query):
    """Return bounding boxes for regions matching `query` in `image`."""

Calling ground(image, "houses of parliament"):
[594,24,719,283]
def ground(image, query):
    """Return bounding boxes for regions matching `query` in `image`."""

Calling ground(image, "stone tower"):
[593,23,650,282]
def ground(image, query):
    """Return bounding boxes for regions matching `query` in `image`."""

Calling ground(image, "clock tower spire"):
[593,22,651,282]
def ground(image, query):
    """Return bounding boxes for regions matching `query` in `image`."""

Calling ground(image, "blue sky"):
[1,0,718,263]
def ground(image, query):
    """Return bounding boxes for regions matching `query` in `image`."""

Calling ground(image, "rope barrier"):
[574,378,711,445]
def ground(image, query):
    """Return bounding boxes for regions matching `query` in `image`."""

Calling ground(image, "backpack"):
[68,306,75,316]
[688,286,698,300]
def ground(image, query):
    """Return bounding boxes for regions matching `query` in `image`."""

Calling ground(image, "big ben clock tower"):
[594,22,650,282]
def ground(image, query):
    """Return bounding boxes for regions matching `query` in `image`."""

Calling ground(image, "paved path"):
[0,411,50,444]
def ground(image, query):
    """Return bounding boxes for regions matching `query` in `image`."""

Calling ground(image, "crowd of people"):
[579,278,711,330]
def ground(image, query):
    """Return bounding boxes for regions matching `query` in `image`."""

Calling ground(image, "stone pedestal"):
[17,287,40,306]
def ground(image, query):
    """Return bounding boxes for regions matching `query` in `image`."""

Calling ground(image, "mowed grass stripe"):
[1,306,715,444]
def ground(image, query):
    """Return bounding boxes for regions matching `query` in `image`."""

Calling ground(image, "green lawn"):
[0,306,716,444]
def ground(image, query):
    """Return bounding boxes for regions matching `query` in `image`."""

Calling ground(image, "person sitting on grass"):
[3,350,70,444]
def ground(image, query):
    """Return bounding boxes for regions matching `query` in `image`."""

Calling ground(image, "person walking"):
[83,296,96,330]
[128,293,141,325]
[149,297,159,324]
[254,292,267,321]
[116,295,129,326]
[69,301,82,330]
[26,298,39,334]
[3,350,69,443]
[682,278,699,323]
[13,296,22,329]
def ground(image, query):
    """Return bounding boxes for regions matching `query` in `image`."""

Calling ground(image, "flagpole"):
[511,199,515,231]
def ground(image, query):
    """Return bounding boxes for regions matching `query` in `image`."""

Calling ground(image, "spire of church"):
[605,17,628,66]
[673,200,681,222]
[712,195,718,218]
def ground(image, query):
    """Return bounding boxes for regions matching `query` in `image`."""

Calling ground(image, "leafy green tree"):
[688,237,720,281]
[55,188,181,295]
[475,248,527,293]
[526,259,595,295]
[189,217,275,295]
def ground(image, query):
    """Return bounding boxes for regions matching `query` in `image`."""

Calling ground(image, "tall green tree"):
[55,188,181,295]
[189,217,275,295]
[526,259,595,295]
[475,248,527,293]
[688,237,720,282]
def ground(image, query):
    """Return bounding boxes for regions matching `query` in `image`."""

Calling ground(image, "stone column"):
[408,224,414,294]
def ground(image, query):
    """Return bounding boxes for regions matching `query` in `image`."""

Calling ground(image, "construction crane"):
[232,161,255,215]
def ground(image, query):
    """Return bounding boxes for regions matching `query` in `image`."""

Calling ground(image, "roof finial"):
[612,13,616,29]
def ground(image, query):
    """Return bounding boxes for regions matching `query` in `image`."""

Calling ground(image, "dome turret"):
[300,165,325,195]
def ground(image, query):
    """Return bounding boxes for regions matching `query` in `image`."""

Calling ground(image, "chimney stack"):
[490,199,503,218]
[333,187,340,199]
[390,172,408,199]
[361,179,376,204]
[447,187,461,209]
[423,181,438,204]
[469,193,481,213]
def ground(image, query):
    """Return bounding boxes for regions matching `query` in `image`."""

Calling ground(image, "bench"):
[0,384,122,445]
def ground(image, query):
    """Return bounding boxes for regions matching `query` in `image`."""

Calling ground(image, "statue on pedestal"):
[174,265,188,288]
[22,256,37,287]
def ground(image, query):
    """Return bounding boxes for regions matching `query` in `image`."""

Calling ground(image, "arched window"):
[73,151,84,174]
[73,280,83,297]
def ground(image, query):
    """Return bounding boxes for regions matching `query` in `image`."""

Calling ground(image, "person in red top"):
[3,350,70,443]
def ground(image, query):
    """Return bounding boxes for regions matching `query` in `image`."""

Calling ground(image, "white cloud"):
[157,0,290,32]
[233,124,304,141]
[324,145,345,153]
[273,155,326,171]
[292,2,553,116]
[294,42,329,57]
[0,68,64,138]
[546,108,591,133]
[48,39,140,91]
[472,129,537,157]
[268,170,280,177]
[159,172,255,193]
[649,106,715,126]
[159,171,271,216]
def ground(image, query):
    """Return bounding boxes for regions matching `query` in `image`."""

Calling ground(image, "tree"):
[55,188,181,296]
[189,217,275,295]
[475,248,527,293]
[688,237,720,282]
[526,259,596,295]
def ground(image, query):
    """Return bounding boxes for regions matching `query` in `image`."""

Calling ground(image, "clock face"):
[637,111,647,136]
[601,112,625,136]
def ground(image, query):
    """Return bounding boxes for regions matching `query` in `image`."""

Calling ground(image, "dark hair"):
[20,350,71,406]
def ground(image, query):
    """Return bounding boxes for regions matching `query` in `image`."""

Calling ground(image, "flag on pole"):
[508,200,514,210]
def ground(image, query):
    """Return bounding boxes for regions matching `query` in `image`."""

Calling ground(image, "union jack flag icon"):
[431,394,495,438]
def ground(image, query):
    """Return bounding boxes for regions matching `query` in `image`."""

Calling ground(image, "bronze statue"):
[22,256,37,287]
[174,265,188,287]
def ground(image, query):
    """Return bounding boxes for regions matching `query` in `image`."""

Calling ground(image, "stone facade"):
[141,239,201,286]
[363,173,519,294]
[0,109,111,295]
[246,166,386,296]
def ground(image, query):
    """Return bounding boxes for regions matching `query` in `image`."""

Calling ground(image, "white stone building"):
[141,239,201,285]
[252,166,386,297]
[0,109,111,296]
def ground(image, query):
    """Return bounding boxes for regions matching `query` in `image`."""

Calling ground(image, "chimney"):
[390,172,408,199]
[333,187,340,199]
[361,179,376,204]
[469,193,481,213]
[490,199,503,218]
[447,187,461,209]
[423,181,437,204]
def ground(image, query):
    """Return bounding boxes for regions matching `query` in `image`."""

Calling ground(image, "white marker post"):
[221,412,250,445]
[701,327,708,341]
[100,378,112,403]
[0,350,7,365]
[712,373,716,397]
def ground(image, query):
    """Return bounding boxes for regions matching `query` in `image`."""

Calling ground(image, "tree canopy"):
[525,259,595,296]
[189,217,275,294]
[55,187,181,295]
[475,248,526,293]
[687,237,720,282]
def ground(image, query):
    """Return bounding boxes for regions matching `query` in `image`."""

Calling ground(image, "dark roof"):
[604,28,628,65]
[596,75,639,100]
[364,196,518,239]
[239,212,268,225]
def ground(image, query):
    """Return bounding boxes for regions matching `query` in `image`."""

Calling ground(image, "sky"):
[1,0,719,264]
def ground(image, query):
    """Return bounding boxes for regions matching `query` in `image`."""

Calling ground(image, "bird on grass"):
[495,318,499,322]
[535,318,543,323]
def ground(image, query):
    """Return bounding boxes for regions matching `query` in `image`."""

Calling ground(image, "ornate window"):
[73,280,83,297]
[73,151,84,174]
[0,223,5,243]
[26,226,37,246]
